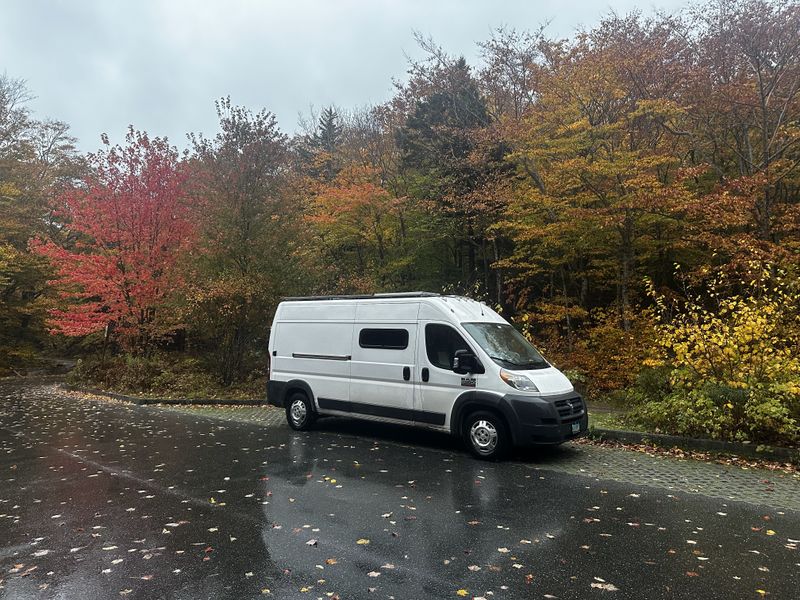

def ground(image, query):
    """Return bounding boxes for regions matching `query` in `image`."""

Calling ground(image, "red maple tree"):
[32,129,194,351]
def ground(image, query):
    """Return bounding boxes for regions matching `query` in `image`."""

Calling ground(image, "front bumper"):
[503,391,588,446]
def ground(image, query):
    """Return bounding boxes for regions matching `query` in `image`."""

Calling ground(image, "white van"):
[267,293,587,459]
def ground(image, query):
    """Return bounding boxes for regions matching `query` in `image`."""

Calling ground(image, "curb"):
[61,383,266,407]
[589,427,799,464]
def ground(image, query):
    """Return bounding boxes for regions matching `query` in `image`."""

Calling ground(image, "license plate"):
[571,422,580,434]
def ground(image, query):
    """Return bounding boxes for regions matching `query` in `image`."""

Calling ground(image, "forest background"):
[2,0,798,444]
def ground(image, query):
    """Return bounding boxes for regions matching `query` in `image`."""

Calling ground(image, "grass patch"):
[588,410,644,432]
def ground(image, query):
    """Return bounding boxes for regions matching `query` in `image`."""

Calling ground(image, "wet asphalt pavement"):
[1,379,799,599]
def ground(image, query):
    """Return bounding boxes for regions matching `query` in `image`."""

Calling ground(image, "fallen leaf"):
[590,582,619,591]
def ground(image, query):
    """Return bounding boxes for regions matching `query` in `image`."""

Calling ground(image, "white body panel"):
[349,302,419,415]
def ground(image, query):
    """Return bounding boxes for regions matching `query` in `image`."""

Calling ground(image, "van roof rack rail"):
[281,291,441,301]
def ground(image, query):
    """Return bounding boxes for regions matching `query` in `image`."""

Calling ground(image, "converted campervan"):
[267,293,587,459]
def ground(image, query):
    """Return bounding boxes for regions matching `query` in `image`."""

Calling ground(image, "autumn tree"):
[682,0,800,265]
[306,161,406,291]
[501,14,695,335]
[478,26,547,123]
[188,98,304,385]
[396,47,510,295]
[300,103,423,292]
[32,129,192,354]
[0,75,81,372]
[298,106,343,183]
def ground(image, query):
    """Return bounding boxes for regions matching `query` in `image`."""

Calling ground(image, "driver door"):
[415,322,482,428]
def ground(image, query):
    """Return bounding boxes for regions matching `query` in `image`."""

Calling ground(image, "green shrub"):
[628,266,800,446]
[0,344,41,376]
[67,352,266,400]
[118,355,163,392]
[632,365,673,402]
[629,380,798,445]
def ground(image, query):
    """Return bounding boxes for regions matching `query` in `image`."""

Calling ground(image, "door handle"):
[421,367,429,382]
[403,366,410,381]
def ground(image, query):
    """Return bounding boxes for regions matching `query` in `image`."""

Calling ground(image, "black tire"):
[285,391,315,431]
[463,410,510,460]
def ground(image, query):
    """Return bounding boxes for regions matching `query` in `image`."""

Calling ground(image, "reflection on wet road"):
[1,379,798,599]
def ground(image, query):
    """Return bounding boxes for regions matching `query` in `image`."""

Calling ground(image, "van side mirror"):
[453,349,481,374]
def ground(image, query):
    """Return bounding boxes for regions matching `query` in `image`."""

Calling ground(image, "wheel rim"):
[290,399,307,425]
[469,419,498,454]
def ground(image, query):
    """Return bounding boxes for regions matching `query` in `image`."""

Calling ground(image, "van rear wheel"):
[463,411,509,460]
[286,392,315,431]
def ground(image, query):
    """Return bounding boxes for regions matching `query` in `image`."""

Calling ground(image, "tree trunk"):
[618,212,633,332]
[492,238,503,307]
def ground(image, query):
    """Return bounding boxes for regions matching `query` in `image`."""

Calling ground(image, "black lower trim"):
[414,410,446,426]
[267,380,287,407]
[318,397,350,412]
[268,379,315,409]
[318,397,445,426]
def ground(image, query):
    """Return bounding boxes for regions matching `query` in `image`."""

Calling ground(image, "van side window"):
[359,328,409,350]
[425,324,470,370]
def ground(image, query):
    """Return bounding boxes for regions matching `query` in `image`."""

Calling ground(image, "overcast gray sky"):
[2,0,688,153]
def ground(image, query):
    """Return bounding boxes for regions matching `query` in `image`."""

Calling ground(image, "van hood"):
[522,366,575,395]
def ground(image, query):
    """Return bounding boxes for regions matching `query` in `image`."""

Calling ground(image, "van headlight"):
[499,369,539,392]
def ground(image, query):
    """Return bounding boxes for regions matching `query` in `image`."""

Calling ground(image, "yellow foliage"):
[648,266,800,391]
[642,264,800,443]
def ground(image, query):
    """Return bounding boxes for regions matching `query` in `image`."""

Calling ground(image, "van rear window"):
[359,328,409,350]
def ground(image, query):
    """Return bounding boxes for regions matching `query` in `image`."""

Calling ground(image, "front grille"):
[554,396,584,420]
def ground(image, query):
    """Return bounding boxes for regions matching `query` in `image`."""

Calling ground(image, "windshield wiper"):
[520,361,549,370]
[489,355,514,365]
[490,356,547,369]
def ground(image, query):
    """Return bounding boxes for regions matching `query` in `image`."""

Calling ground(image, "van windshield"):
[462,322,549,370]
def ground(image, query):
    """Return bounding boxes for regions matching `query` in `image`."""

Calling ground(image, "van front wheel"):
[463,411,509,460]
[286,392,315,431]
